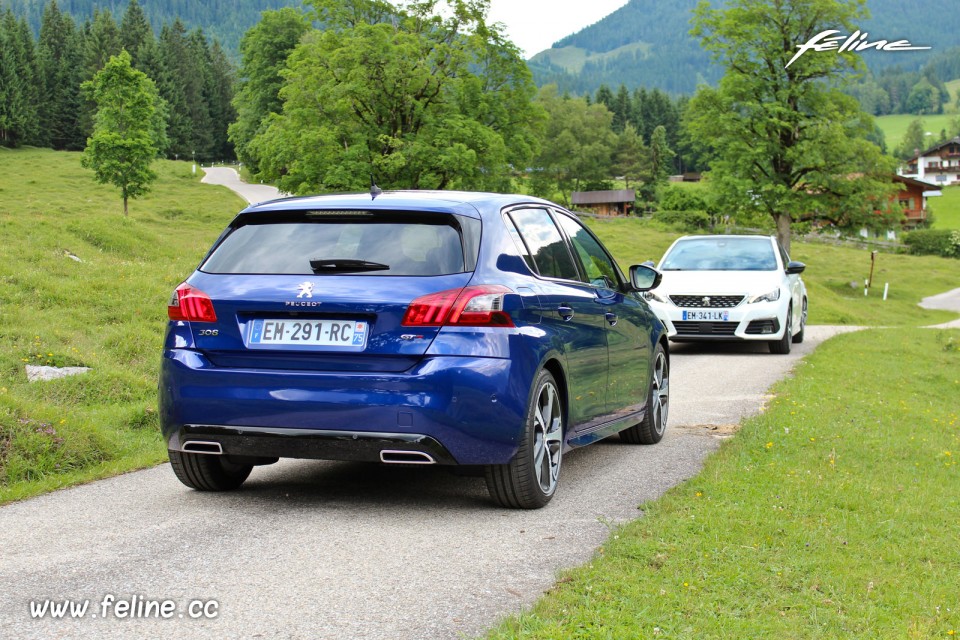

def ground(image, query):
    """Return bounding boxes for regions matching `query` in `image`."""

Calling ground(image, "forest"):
[0,0,235,161]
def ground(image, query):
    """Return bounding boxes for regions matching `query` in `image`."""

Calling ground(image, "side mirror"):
[629,264,662,292]
[786,261,806,275]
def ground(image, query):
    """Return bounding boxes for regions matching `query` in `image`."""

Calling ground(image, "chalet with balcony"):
[570,189,635,216]
[890,175,941,229]
[900,136,960,186]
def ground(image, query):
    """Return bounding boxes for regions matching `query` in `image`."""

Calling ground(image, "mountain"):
[2,0,302,59]
[528,0,960,95]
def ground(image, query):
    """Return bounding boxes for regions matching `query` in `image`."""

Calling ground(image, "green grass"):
[875,113,958,152]
[489,328,960,639]
[0,147,245,503]
[585,216,960,326]
[931,185,960,230]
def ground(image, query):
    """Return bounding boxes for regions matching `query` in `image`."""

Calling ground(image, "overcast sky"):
[486,0,629,59]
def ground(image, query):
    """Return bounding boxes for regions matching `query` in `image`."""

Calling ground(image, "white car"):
[642,235,807,354]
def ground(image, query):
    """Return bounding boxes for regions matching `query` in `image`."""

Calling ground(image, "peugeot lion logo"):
[702,296,711,307]
[297,282,315,299]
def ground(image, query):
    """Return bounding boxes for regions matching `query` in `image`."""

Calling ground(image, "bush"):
[653,209,711,231]
[903,228,960,257]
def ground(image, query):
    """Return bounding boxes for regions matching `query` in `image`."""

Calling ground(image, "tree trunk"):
[775,212,791,254]
[123,195,129,217]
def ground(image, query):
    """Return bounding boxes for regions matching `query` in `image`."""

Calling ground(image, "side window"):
[502,214,537,273]
[508,208,580,281]
[556,213,619,289]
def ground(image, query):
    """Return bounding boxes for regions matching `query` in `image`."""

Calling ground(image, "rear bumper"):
[159,349,534,465]
[168,424,458,464]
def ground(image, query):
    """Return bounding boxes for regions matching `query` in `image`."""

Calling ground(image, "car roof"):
[238,190,562,220]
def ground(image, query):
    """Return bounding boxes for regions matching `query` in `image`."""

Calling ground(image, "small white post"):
[864,279,869,297]
[883,283,889,301]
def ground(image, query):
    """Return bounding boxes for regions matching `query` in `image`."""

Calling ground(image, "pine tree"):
[0,11,40,146]
[120,0,153,68]
[38,0,84,150]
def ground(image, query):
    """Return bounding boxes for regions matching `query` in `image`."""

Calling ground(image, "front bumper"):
[647,299,786,341]
[159,349,533,466]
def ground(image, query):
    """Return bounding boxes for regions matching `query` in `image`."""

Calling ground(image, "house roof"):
[571,189,636,205]
[892,174,940,191]
[910,136,960,162]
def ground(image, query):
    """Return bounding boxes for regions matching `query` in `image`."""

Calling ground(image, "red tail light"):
[402,285,514,327]
[167,283,217,322]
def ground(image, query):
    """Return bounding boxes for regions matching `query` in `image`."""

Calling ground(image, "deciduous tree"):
[249,0,543,194]
[82,50,167,216]
[688,0,897,252]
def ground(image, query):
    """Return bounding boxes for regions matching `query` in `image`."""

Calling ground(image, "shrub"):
[653,209,711,231]
[903,228,960,257]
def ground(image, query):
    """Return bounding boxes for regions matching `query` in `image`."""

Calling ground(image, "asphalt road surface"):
[200,166,282,204]
[0,326,861,639]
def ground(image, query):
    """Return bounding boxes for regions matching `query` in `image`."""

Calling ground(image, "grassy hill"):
[876,113,960,152]
[0,147,244,503]
[0,148,957,504]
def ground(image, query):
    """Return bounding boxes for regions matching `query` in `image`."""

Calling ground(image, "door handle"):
[557,306,574,321]
[605,312,618,326]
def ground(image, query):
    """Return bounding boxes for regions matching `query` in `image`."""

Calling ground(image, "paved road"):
[0,326,858,639]
[920,287,960,329]
[200,166,282,204]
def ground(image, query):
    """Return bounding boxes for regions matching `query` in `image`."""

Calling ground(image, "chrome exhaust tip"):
[182,440,223,455]
[379,450,436,465]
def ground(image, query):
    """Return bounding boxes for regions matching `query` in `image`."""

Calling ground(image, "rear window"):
[200,212,479,276]
[660,237,778,272]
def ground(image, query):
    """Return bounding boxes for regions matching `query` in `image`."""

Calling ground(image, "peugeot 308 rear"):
[160,191,667,508]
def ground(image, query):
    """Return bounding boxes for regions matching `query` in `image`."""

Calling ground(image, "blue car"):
[159,191,668,508]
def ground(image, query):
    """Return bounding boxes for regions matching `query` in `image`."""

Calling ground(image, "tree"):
[82,50,167,216]
[0,10,40,146]
[896,118,927,161]
[688,0,897,252]
[120,0,154,68]
[906,77,941,115]
[228,7,309,172]
[38,0,84,149]
[250,0,543,194]
[648,125,675,187]
[530,85,617,204]
[613,124,646,189]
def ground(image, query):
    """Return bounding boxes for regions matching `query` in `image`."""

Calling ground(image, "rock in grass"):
[25,365,91,382]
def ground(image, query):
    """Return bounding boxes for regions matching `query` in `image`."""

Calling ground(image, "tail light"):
[168,283,217,322]
[402,285,514,327]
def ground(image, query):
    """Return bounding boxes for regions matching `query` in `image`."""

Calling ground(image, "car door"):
[554,211,652,421]
[776,239,804,328]
[505,207,610,428]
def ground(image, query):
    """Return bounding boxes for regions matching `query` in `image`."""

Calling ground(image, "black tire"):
[168,449,252,491]
[485,370,564,509]
[768,306,792,354]
[792,298,807,344]
[621,343,669,444]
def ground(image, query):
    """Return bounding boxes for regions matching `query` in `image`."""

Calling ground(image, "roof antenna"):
[370,174,382,200]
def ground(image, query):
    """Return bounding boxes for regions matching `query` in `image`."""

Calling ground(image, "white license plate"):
[248,319,368,349]
[682,310,729,321]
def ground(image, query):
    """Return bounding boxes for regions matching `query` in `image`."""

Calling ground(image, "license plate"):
[247,319,369,349]
[682,310,729,321]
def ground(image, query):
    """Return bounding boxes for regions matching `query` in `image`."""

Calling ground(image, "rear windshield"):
[200,211,479,276]
[661,237,778,271]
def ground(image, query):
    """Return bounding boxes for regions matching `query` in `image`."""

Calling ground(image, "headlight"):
[642,291,668,304]
[748,289,780,304]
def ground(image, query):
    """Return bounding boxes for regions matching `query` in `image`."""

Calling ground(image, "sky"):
[486,0,630,59]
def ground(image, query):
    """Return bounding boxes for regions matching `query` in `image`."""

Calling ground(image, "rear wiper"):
[310,258,390,273]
